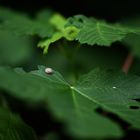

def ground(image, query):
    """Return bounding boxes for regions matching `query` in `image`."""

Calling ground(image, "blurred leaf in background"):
[0,107,37,140]
[0,30,33,65]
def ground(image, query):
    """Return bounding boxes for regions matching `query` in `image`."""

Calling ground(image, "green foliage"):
[38,14,140,53]
[123,34,140,57]
[0,107,37,140]
[0,7,54,38]
[38,14,79,53]
[66,15,140,46]
[0,6,140,140]
[0,30,32,65]
[0,66,122,138]
[1,66,140,138]
[122,18,140,57]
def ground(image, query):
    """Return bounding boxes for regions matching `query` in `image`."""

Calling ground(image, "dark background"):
[0,0,140,21]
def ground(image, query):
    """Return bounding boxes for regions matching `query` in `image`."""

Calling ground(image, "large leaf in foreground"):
[1,66,140,138]
[0,66,122,138]
[0,107,37,140]
[75,69,140,129]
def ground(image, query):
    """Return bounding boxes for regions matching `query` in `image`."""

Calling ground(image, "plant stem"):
[122,53,134,73]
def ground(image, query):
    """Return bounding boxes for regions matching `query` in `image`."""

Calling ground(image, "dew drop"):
[70,86,74,89]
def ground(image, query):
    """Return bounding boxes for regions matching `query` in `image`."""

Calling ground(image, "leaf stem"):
[122,53,134,73]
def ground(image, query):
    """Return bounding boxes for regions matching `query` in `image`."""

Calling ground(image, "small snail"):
[45,67,53,75]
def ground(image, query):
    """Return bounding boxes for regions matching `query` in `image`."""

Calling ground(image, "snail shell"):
[45,67,53,74]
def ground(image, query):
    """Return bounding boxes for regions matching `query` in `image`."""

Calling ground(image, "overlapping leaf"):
[66,15,140,46]
[39,14,140,53]
[1,7,140,55]
[0,107,37,140]
[38,14,79,53]
[1,66,140,138]
[76,22,128,46]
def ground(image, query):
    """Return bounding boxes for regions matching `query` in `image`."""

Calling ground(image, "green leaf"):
[1,66,140,138]
[121,18,140,57]
[50,14,67,31]
[38,32,63,53]
[120,17,140,33]
[36,9,54,23]
[38,14,79,53]
[0,66,124,138]
[0,66,69,101]
[2,66,140,138]
[76,22,128,46]
[39,15,140,53]
[75,69,140,129]
[66,15,140,46]
[0,7,54,38]
[123,34,140,57]
[65,15,94,28]
[0,107,37,140]
[0,30,32,65]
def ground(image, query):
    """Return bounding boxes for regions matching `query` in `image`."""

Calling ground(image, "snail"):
[45,67,53,75]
